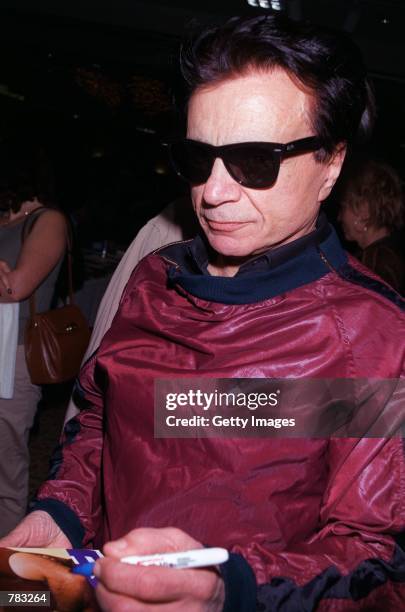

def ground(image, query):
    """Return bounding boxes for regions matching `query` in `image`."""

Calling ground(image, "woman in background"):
[338,159,404,294]
[0,147,67,536]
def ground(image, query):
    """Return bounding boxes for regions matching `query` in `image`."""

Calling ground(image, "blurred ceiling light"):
[135,126,156,134]
[247,0,282,9]
[155,163,168,175]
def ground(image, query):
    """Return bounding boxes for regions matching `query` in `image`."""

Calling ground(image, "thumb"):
[104,527,202,559]
[0,512,71,548]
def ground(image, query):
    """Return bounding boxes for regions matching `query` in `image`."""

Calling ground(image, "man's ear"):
[318,145,346,201]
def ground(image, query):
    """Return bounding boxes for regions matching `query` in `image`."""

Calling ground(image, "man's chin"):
[206,234,256,259]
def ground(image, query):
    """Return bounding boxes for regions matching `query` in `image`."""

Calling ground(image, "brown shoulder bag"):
[23,210,91,384]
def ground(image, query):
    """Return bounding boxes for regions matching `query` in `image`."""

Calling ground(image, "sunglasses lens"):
[169,141,281,188]
[170,141,212,184]
[226,147,279,188]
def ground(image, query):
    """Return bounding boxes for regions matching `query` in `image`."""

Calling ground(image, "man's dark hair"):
[179,15,375,160]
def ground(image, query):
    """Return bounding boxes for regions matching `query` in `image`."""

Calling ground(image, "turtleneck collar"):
[159,214,347,304]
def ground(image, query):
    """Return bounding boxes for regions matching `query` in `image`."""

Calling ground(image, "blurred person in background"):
[338,159,404,294]
[63,195,197,423]
[0,146,67,536]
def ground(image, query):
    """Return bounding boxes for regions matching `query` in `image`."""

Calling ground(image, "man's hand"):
[95,527,225,611]
[0,511,72,548]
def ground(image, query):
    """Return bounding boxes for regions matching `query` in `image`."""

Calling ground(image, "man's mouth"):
[204,218,251,232]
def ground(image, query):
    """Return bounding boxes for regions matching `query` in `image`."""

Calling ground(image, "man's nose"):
[201,158,241,206]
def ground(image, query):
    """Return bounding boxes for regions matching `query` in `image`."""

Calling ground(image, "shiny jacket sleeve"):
[31,353,104,547]
[221,436,405,611]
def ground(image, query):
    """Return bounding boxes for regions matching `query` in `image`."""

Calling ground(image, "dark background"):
[0,0,404,246]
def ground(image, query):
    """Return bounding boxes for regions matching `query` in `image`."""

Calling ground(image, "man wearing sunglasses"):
[3,14,404,612]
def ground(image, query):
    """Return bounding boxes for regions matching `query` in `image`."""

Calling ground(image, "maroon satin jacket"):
[35,227,405,610]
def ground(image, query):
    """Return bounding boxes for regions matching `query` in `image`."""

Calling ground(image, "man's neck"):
[207,255,245,277]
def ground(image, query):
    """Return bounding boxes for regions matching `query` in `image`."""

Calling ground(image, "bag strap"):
[21,208,74,318]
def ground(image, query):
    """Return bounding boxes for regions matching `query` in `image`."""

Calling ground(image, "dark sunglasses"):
[165,137,322,189]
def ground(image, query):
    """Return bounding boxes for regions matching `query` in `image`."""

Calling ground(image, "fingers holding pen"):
[94,558,224,611]
[95,528,225,611]
[95,557,218,599]
[95,559,181,601]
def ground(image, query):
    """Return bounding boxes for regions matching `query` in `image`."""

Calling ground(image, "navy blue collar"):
[160,217,347,304]
[187,213,332,276]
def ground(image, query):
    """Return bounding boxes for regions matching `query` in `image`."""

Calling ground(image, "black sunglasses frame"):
[164,136,322,189]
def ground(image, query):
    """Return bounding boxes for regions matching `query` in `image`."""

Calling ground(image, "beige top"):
[64,197,197,423]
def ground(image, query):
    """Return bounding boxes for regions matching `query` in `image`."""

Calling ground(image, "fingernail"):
[7,288,12,294]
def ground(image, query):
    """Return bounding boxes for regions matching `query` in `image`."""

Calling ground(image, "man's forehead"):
[187,68,314,144]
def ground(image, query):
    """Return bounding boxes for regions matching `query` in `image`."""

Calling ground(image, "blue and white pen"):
[72,547,229,577]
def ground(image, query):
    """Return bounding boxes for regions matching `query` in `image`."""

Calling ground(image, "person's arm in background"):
[0,210,66,302]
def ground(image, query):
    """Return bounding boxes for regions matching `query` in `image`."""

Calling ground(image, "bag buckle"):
[65,322,78,333]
